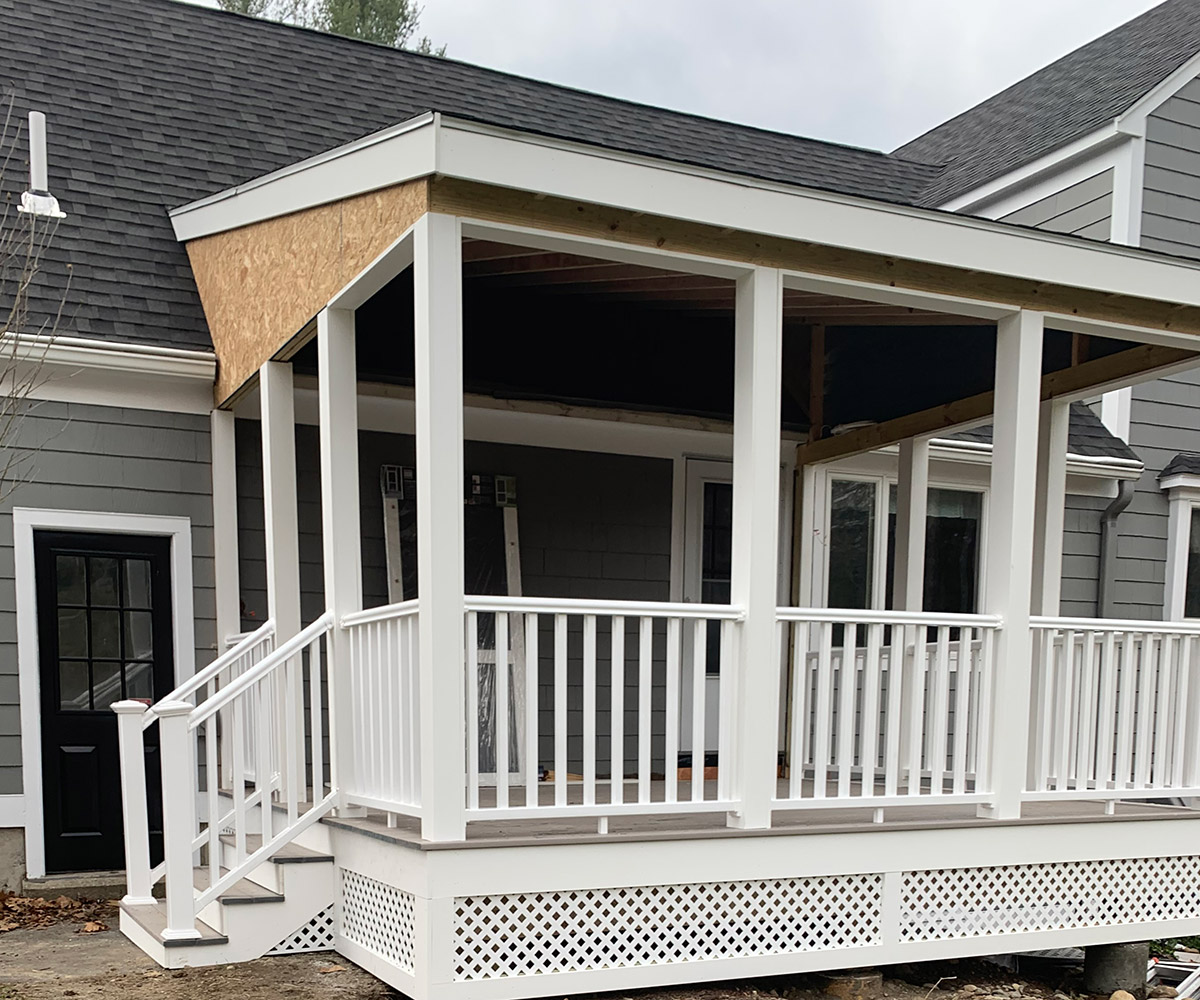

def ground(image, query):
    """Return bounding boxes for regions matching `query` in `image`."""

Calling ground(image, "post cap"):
[150,700,193,719]
[111,700,149,715]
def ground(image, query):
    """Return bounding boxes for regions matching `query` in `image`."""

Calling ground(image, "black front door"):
[36,532,175,874]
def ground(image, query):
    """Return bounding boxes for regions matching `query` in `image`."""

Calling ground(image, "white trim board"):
[13,508,196,878]
[0,795,26,829]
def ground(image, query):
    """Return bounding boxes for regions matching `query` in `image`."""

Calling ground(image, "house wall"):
[0,401,215,880]
[235,420,674,772]
[1142,76,1200,260]
[999,168,1114,239]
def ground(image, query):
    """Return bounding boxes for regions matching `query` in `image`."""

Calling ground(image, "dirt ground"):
[0,905,1149,1000]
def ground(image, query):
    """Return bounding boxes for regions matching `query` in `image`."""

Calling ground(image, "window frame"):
[1162,478,1200,621]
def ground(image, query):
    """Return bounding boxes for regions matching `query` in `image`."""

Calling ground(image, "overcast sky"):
[188,0,1163,151]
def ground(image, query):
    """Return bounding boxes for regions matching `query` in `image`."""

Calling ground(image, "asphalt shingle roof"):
[946,403,1141,465]
[2,0,942,351]
[1160,452,1200,479]
[895,0,1200,206]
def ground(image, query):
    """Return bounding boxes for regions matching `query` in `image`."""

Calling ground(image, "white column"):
[211,409,241,648]
[1032,398,1070,616]
[980,310,1044,820]
[1165,495,1191,621]
[156,701,201,940]
[318,307,363,806]
[727,266,784,831]
[413,213,467,842]
[259,361,302,641]
[113,700,154,905]
[893,437,930,611]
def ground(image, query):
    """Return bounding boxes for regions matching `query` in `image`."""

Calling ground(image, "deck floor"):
[324,778,1199,851]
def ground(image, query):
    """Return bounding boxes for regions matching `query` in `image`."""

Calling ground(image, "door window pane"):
[89,557,120,607]
[59,661,90,711]
[90,610,120,659]
[125,661,154,702]
[91,662,123,710]
[885,486,982,614]
[58,609,88,657]
[56,556,86,605]
[1186,507,1200,618]
[123,559,152,609]
[828,480,876,609]
[701,481,733,673]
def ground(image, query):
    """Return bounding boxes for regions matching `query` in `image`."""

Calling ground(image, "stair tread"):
[218,833,333,864]
[120,900,228,947]
[192,867,285,904]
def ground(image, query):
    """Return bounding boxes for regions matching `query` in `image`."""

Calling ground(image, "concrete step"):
[23,870,130,901]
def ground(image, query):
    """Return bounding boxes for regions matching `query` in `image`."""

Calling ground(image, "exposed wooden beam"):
[794,343,1196,466]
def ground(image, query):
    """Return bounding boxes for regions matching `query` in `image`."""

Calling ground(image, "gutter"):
[1098,479,1136,618]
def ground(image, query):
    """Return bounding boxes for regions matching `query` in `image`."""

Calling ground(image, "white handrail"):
[1031,615,1200,635]
[342,598,419,628]
[141,619,275,729]
[190,612,333,730]
[779,607,1002,628]
[466,594,746,620]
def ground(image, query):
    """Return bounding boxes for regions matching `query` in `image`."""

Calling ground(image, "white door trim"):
[13,508,196,878]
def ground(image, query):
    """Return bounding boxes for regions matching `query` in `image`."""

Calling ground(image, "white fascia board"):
[1159,474,1200,497]
[919,438,1143,481]
[169,113,438,242]
[967,145,1123,222]
[434,118,1200,312]
[0,334,216,415]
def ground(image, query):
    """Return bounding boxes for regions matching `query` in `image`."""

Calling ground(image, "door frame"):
[15,509,195,878]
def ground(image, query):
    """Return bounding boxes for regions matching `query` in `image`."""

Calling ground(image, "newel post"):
[155,701,201,940]
[727,266,784,830]
[979,310,1044,820]
[113,700,154,905]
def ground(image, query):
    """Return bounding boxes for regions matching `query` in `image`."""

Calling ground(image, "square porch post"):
[727,266,783,831]
[210,408,240,786]
[893,437,930,611]
[259,361,303,641]
[1032,398,1070,616]
[317,307,363,807]
[979,309,1044,820]
[413,213,467,842]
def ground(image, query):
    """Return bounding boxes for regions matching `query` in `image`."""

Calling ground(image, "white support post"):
[317,307,363,807]
[156,701,201,940]
[979,310,1044,820]
[728,266,784,831]
[113,700,154,906]
[210,409,240,789]
[259,361,302,642]
[1032,398,1070,616]
[893,437,930,611]
[413,213,467,842]
[1165,495,1192,622]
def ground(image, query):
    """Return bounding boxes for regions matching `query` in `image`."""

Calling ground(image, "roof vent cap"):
[18,111,65,219]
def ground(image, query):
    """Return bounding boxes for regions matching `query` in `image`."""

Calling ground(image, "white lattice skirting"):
[266,906,337,955]
[341,869,417,973]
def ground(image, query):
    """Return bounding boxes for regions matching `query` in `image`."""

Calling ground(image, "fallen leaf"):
[143,971,163,978]
[80,921,107,933]
[318,964,348,974]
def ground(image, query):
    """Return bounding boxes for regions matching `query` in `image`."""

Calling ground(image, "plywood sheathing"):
[187,179,430,405]
[430,177,1200,340]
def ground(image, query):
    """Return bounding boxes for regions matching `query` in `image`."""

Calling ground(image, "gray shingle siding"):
[235,422,673,773]
[999,169,1114,240]
[1142,77,1200,259]
[0,402,215,795]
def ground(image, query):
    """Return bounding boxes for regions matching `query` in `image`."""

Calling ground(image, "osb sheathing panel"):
[430,177,1200,340]
[187,179,429,404]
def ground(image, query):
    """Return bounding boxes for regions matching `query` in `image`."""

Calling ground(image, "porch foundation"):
[1083,942,1150,999]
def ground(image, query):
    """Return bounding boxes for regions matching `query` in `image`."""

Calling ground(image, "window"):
[1161,471,1200,621]
[1187,507,1200,619]
[825,476,983,613]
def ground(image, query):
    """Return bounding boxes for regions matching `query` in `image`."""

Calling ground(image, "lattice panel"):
[902,855,1200,942]
[266,906,336,955]
[453,874,881,981]
[341,869,416,972]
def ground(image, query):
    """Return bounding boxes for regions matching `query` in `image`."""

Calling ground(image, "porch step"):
[119,899,228,948]
[218,834,334,866]
[192,867,284,905]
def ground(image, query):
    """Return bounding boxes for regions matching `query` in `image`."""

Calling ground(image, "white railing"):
[463,596,744,822]
[342,600,421,818]
[115,613,337,940]
[1028,617,1200,802]
[775,608,1001,813]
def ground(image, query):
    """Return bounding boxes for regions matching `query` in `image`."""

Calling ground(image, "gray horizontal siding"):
[0,401,214,796]
[1000,168,1114,240]
[1061,495,1106,617]
[235,422,673,773]
[1142,76,1200,260]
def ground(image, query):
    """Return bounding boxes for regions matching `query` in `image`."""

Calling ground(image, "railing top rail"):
[777,606,1002,628]
[342,598,419,628]
[464,595,746,620]
[189,611,333,730]
[1031,615,1200,635]
[142,618,276,730]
